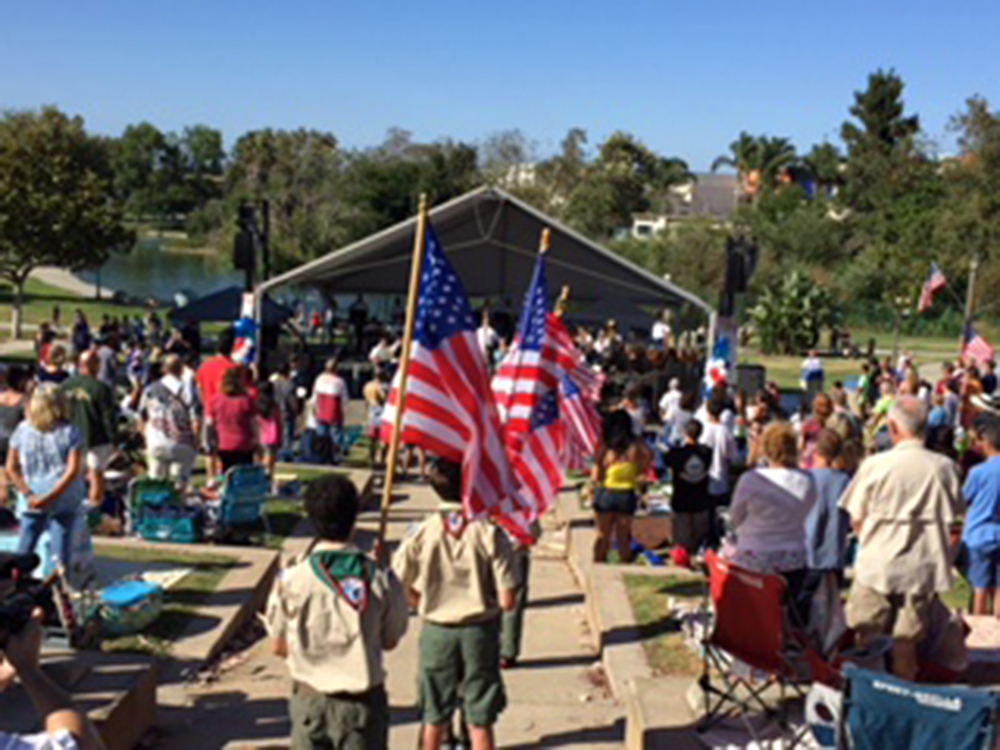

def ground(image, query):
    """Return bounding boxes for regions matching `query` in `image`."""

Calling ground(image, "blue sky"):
[2,0,998,170]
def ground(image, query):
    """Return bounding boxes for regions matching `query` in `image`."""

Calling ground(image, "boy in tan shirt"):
[267,475,408,749]
[393,458,517,750]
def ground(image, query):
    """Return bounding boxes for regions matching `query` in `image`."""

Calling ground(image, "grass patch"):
[942,574,972,612]
[94,543,239,656]
[264,497,306,550]
[623,573,706,677]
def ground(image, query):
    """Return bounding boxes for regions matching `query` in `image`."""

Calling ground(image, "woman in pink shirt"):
[209,366,258,473]
[255,381,281,485]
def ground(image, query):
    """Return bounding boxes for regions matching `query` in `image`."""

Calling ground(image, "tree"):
[748,271,840,354]
[712,132,797,199]
[0,108,134,338]
[800,142,843,194]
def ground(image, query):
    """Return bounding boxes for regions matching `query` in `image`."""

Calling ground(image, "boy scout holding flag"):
[267,475,409,749]
[393,458,518,750]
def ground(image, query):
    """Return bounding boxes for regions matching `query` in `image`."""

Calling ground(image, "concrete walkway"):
[34,266,114,299]
[156,481,624,748]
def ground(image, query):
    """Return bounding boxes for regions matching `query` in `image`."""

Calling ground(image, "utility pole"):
[962,255,980,347]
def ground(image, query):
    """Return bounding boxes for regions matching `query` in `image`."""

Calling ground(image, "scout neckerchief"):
[309,550,371,612]
[444,511,467,539]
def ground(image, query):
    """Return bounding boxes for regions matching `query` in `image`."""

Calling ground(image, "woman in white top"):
[728,421,817,620]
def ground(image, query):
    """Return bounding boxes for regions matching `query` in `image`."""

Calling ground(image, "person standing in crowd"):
[650,309,672,349]
[0,366,27,504]
[62,351,118,508]
[270,363,298,462]
[71,309,92,356]
[804,429,851,627]
[138,355,200,494]
[839,396,964,681]
[591,410,652,564]
[658,378,682,425]
[800,349,824,400]
[313,358,348,465]
[349,294,369,356]
[393,458,516,750]
[666,420,713,555]
[256,381,282,487]
[476,310,500,363]
[94,334,118,387]
[982,360,998,396]
[6,386,86,571]
[209,366,258,472]
[363,367,389,467]
[961,413,1000,617]
[799,393,833,469]
[36,344,70,386]
[700,399,738,511]
[500,520,540,670]
[368,334,399,370]
[618,384,648,437]
[196,327,237,484]
[34,323,56,367]
[729,422,817,620]
[267,475,408,750]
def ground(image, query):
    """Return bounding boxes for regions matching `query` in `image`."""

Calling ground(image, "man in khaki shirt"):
[268,475,408,749]
[393,459,517,750]
[839,395,964,681]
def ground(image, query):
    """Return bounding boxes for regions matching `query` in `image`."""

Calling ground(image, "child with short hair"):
[963,414,1000,616]
[267,475,408,749]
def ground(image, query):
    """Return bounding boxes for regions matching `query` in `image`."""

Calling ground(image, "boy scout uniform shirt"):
[267,541,409,694]
[393,514,517,625]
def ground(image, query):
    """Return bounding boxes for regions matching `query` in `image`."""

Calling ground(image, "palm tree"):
[712,133,797,200]
[711,131,759,174]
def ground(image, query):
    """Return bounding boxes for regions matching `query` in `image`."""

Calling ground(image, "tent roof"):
[169,286,291,326]
[259,186,713,324]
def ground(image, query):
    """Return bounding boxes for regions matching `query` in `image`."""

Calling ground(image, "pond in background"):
[77,237,243,303]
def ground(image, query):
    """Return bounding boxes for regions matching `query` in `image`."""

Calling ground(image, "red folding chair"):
[698,551,836,742]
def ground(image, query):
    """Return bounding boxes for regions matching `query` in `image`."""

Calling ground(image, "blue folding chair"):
[212,464,270,542]
[841,664,998,750]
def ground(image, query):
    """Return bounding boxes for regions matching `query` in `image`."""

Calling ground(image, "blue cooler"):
[100,580,163,636]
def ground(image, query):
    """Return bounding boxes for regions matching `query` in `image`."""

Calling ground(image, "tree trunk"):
[11,275,25,340]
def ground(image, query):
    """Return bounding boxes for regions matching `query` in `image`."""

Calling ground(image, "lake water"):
[77,237,243,303]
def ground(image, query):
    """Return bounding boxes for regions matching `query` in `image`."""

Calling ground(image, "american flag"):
[964,321,995,367]
[508,388,565,524]
[560,374,602,471]
[492,255,558,446]
[918,262,947,313]
[547,313,603,402]
[381,223,522,519]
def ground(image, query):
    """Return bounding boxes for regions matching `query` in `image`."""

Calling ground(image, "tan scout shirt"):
[392,514,516,625]
[267,541,409,694]
[839,440,964,596]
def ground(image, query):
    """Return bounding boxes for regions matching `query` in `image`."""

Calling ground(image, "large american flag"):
[381,223,522,519]
[918,262,947,313]
[964,321,995,367]
[492,256,558,446]
[508,388,564,524]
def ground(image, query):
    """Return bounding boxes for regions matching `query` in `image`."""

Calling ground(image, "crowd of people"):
[589,345,1000,684]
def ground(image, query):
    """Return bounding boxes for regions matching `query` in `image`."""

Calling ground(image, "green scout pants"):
[419,618,505,728]
[290,682,389,750]
[501,550,531,662]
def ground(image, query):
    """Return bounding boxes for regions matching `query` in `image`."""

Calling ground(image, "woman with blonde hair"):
[729,421,817,619]
[6,385,85,569]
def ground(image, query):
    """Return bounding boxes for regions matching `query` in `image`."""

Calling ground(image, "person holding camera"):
[0,604,102,749]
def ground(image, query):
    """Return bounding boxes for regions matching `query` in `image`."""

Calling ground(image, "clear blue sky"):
[3,0,998,171]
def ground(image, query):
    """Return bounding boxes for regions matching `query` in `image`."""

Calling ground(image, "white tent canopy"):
[259,186,713,327]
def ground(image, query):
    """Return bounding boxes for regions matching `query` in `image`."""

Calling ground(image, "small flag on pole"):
[381,223,521,520]
[918,262,947,313]
[963,321,995,367]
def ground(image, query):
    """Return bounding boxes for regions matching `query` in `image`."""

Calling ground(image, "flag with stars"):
[963,321,995,367]
[381,223,521,521]
[559,374,602,471]
[492,254,559,447]
[503,388,565,535]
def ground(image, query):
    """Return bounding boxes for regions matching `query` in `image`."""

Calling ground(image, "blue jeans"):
[314,423,344,465]
[18,510,77,570]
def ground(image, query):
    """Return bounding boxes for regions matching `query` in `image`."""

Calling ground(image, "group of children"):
[266,460,521,750]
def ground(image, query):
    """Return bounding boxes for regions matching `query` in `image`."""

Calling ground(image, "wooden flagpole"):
[555,284,570,318]
[375,194,429,563]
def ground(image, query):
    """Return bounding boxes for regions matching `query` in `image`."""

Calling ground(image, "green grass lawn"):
[94,543,239,656]
[0,276,147,340]
[623,573,706,677]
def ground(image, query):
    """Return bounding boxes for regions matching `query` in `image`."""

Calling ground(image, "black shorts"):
[593,488,638,516]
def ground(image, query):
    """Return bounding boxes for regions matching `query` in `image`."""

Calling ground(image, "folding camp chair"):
[840,664,999,750]
[210,464,270,542]
[127,477,202,542]
[698,551,835,743]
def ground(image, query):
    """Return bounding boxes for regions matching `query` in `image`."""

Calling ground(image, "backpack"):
[148,381,194,443]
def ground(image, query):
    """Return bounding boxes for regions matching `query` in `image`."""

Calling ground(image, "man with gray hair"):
[839,395,964,680]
